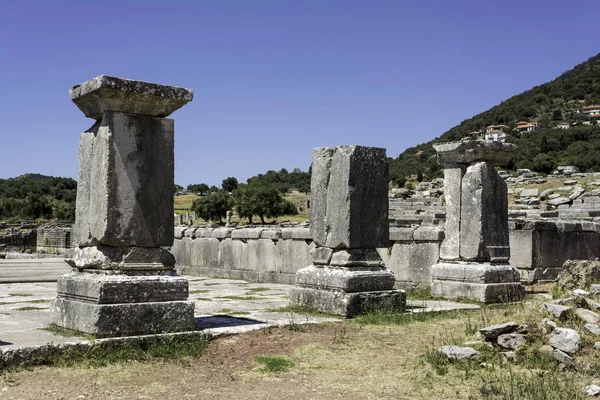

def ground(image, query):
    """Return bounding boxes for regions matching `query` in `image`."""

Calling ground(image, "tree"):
[174,184,184,195]
[209,185,219,194]
[532,154,556,174]
[191,191,233,224]
[233,182,297,224]
[221,177,238,192]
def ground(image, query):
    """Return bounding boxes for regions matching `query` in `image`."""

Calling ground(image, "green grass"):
[189,289,210,294]
[406,286,434,300]
[195,297,212,302]
[3,333,210,371]
[246,287,270,293]
[217,308,233,314]
[8,293,33,297]
[353,309,474,326]
[24,299,51,304]
[215,295,263,301]
[254,354,295,374]
[265,305,339,318]
[14,306,47,311]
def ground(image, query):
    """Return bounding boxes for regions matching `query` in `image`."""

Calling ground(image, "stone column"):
[430,140,524,303]
[289,145,406,317]
[52,75,195,336]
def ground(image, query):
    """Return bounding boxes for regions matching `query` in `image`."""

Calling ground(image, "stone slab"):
[289,286,406,318]
[433,140,515,166]
[439,165,464,260]
[295,265,396,292]
[56,271,189,304]
[430,279,525,303]
[51,298,195,337]
[70,75,194,120]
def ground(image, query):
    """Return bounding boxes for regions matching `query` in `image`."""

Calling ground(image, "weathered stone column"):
[431,140,524,303]
[289,145,406,317]
[52,75,195,336]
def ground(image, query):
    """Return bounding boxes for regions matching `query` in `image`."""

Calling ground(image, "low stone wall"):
[0,230,37,253]
[36,226,73,255]
[510,219,600,282]
[172,225,444,288]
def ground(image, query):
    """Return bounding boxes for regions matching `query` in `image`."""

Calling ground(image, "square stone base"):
[289,287,406,318]
[430,280,525,303]
[52,298,195,337]
[52,271,195,337]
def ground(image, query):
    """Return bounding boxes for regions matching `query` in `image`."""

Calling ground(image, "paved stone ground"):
[0,258,479,360]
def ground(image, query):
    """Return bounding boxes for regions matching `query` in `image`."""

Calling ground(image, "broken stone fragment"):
[549,328,581,355]
[540,303,572,320]
[478,321,518,341]
[575,308,600,324]
[497,333,526,350]
[584,323,600,336]
[438,345,480,361]
[552,349,575,368]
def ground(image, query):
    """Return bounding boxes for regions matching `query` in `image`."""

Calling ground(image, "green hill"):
[389,53,600,185]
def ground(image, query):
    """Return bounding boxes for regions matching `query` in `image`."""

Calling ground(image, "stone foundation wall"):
[172,226,444,288]
[0,229,37,253]
[510,219,600,282]
[36,226,73,255]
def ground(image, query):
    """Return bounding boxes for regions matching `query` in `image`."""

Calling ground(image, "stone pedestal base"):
[430,262,524,303]
[52,270,195,337]
[289,286,405,318]
[290,264,405,317]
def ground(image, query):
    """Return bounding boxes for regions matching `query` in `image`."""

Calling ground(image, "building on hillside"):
[515,121,539,134]
[556,122,570,129]
[469,131,482,138]
[577,105,600,115]
[486,124,509,133]
[484,130,506,142]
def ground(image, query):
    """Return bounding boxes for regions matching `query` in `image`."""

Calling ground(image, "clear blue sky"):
[1,1,598,187]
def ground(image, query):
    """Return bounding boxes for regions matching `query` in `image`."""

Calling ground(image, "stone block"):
[312,247,333,265]
[212,228,233,239]
[231,228,263,240]
[74,112,175,247]
[52,298,194,337]
[413,226,444,242]
[329,248,384,267]
[289,286,405,318]
[460,162,509,261]
[387,241,440,285]
[439,165,464,261]
[184,228,198,238]
[389,228,415,242]
[174,226,187,239]
[217,238,245,270]
[70,75,194,120]
[310,145,389,249]
[71,246,175,270]
[244,239,277,273]
[275,239,314,274]
[190,238,220,269]
[290,228,312,240]
[56,271,189,304]
[433,140,515,166]
[431,262,520,284]
[430,280,525,303]
[260,229,281,240]
[295,265,395,292]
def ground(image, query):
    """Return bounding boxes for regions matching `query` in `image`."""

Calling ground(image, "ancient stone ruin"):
[289,145,406,316]
[52,76,195,336]
[430,140,525,302]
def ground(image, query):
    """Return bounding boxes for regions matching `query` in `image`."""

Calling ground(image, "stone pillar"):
[225,211,232,226]
[431,140,524,303]
[289,145,405,317]
[52,75,195,336]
